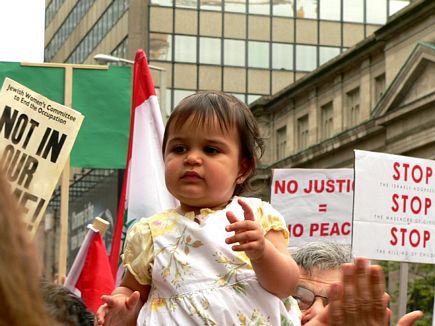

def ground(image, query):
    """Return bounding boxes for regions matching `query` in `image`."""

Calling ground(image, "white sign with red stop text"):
[352,150,435,264]
[271,169,354,248]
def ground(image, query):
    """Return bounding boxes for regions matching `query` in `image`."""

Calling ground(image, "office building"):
[45,0,412,111]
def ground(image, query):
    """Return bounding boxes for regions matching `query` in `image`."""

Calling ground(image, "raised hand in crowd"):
[305,257,423,326]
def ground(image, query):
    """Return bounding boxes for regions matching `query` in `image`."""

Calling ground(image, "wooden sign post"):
[20,62,108,280]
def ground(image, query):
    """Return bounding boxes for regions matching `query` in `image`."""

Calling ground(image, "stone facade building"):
[251,0,435,201]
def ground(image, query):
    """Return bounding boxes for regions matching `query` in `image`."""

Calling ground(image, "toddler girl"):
[96,91,300,325]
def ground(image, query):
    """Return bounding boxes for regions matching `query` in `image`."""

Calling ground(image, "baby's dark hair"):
[162,91,264,195]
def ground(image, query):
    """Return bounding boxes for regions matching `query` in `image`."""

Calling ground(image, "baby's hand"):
[95,291,140,326]
[225,198,265,261]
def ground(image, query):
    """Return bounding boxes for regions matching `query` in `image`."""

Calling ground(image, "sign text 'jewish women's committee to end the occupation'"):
[0,78,83,235]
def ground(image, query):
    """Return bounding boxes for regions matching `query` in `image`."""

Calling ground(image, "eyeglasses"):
[294,286,329,311]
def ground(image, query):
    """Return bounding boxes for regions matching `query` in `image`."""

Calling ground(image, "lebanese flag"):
[64,225,115,313]
[110,49,178,282]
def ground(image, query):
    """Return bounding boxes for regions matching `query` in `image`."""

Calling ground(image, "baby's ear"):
[238,158,254,182]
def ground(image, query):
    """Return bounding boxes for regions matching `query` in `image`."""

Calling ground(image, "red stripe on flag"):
[76,232,115,313]
[109,49,155,277]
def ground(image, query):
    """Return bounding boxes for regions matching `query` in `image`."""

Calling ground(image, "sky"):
[0,0,45,63]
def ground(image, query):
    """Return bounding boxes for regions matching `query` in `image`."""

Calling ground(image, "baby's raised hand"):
[225,198,266,261]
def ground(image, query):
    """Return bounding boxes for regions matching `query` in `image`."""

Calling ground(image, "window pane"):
[343,0,363,22]
[297,115,309,150]
[272,43,293,70]
[173,89,195,107]
[321,101,333,139]
[224,39,245,66]
[200,0,222,10]
[249,0,270,15]
[230,93,246,103]
[389,0,409,16]
[367,0,386,24]
[247,94,261,104]
[296,45,317,71]
[174,35,197,63]
[175,0,197,8]
[225,0,246,12]
[319,0,340,20]
[150,33,172,61]
[200,37,221,64]
[248,41,269,68]
[319,46,340,65]
[276,126,287,160]
[296,0,318,19]
[151,0,173,6]
[272,0,293,17]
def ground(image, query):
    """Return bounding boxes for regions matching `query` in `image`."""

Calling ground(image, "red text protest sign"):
[271,169,354,248]
[352,150,434,264]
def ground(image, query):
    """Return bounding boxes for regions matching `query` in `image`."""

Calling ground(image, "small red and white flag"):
[110,49,178,283]
[64,225,115,313]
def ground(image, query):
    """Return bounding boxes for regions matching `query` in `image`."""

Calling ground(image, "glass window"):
[173,89,195,107]
[374,74,386,102]
[174,35,197,63]
[151,0,173,6]
[247,94,261,104]
[296,0,318,19]
[200,37,221,64]
[296,45,317,71]
[367,0,386,24]
[200,0,222,10]
[272,0,293,17]
[347,88,360,126]
[249,0,270,15]
[175,0,197,9]
[159,88,173,116]
[276,126,287,160]
[343,0,363,22]
[272,43,293,70]
[319,0,340,21]
[224,39,246,66]
[230,93,246,103]
[389,0,409,16]
[321,101,333,139]
[225,0,246,13]
[297,115,309,150]
[319,46,340,65]
[248,41,269,69]
[150,33,172,61]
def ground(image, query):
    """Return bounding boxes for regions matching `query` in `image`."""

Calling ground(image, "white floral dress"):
[123,196,300,326]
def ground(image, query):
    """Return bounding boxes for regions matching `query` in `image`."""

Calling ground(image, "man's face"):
[296,267,341,325]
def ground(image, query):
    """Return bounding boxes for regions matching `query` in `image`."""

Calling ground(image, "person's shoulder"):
[129,209,176,229]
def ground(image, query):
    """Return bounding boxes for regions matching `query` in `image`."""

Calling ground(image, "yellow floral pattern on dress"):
[187,296,216,325]
[238,309,271,326]
[214,252,249,295]
[156,225,204,287]
[129,197,301,326]
[149,211,178,237]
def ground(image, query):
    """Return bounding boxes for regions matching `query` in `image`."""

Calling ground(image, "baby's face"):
[164,117,243,213]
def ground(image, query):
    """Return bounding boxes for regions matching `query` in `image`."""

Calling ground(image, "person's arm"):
[225,198,299,298]
[95,270,150,326]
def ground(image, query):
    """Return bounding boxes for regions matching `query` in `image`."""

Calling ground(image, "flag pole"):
[398,262,409,319]
[64,217,109,291]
